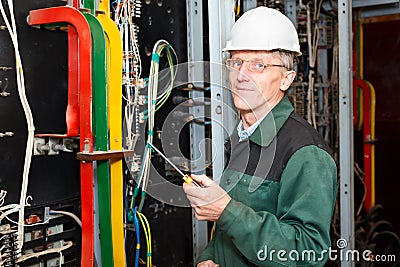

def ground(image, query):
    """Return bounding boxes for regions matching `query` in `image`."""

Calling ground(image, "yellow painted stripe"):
[97,5,126,266]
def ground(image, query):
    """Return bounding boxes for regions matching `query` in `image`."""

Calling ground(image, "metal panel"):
[285,0,297,27]
[361,4,400,18]
[323,0,400,18]
[186,0,208,261]
[353,0,399,8]
[208,0,237,185]
[243,0,257,12]
[338,1,354,267]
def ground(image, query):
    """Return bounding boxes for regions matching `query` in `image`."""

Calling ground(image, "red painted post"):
[29,7,94,266]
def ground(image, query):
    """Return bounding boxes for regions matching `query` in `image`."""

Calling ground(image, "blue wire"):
[305,58,309,78]
[133,208,140,267]
[123,179,130,267]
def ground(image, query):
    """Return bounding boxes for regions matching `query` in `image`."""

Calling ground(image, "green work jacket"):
[196,97,338,266]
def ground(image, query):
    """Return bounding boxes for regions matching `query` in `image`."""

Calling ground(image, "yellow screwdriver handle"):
[183,174,202,188]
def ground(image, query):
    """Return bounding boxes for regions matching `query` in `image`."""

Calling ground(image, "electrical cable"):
[123,178,130,267]
[210,224,215,241]
[0,0,35,254]
[139,257,158,267]
[306,1,323,129]
[50,210,82,227]
[15,241,73,263]
[364,80,376,208]
[4,214,50,227]
[234,0,241,16]
[114,4,176,264]
[130,40,177,212]
[0,203,19,212]
[0,190,7,207]
[354,162,366,216]
[355,11,364,131]
[126,39,177,264]
[0,206,21,223]
[116,0,142,154]
[133,208,140,267]
[151,40,177,111]
[137,211,152,267]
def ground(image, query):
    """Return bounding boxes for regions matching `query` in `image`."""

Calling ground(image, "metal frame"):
[186,0,208,260]
[338,1,354,267]
[188,0,236,261]
[208,0,236,184]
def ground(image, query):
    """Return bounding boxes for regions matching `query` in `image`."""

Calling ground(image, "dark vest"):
[224,112,332,182]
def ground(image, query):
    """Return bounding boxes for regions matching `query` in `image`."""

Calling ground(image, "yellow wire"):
[358,11,364,79]
[137,212,150,266]
[357,88,364,131]
[155,47,175,111]
[141,212,152,266]
[137,211,152,267]
[210,224,215,241]
[356,10,364,131]
[236,0,241,16]
[365,80,376,208]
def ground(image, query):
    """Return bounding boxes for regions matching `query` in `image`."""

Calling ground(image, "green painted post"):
[83,7,114,266]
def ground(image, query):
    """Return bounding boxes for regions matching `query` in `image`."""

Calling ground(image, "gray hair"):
[270,50,295,72]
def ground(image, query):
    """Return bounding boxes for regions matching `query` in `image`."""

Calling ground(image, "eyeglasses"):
[225,58,286,73]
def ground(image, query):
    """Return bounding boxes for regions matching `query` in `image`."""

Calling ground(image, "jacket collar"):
[248,96,294,147]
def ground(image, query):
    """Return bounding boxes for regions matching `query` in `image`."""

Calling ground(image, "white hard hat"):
[223,6,301,56]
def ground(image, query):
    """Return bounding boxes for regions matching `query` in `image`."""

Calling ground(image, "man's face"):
[228,51,290,118]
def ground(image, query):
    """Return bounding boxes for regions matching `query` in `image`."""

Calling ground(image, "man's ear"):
[280,70,296,92]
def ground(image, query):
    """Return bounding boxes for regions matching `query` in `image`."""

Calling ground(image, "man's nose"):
[237,64,250,82]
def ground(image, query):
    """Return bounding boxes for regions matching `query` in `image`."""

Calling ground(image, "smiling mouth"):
[235,87,254,92]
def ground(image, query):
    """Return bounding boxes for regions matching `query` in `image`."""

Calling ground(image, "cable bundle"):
[128,39,177,267]
[134,39,177,200]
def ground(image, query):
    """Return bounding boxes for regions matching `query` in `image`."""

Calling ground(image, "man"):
[183,7,337,267]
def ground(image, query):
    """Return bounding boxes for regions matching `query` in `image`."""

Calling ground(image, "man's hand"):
[183,174,231,221]
[197,260,220,267]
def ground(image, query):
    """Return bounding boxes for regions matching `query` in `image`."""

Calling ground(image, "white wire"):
[0,207,20,223]
[4,215,51,227]
[0,0,35,254]
[0,191,8,207]
[116,0,143,157]
[306,2,323,129]
[50,210,82,227]
[1,209,79,229]
[15,241,73,263]
[0,204,19,212]
[59,250,63,267]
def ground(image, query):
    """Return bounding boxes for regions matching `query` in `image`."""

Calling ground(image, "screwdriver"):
[146,141,202,188]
